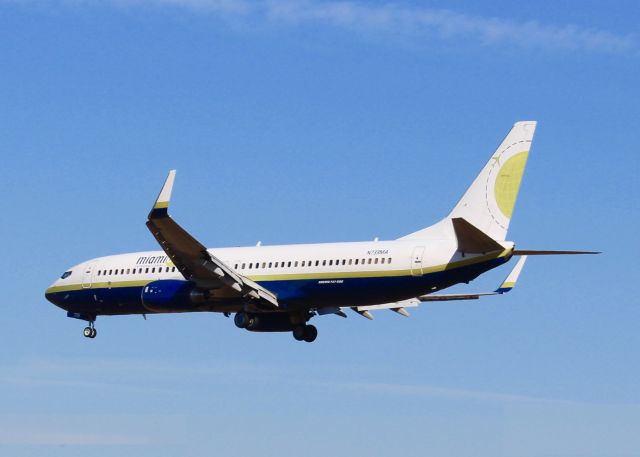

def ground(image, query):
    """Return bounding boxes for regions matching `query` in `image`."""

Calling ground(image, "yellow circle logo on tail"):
[494,151,529,219]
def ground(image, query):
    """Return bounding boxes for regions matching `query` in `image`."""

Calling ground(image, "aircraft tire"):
[293,325,306,341]
[303,325,317,343]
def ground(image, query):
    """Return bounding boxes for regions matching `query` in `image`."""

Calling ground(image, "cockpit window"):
[60,271,72,279]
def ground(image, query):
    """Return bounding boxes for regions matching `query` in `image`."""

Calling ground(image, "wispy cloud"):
[0,414,185,445]
[336,381,578,405]
[46,0,635,54]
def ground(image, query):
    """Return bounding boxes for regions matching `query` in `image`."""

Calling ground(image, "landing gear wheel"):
[293,325,306,341]
[89,328,97,338]
[303,325,317,343]
[83,327,92,338]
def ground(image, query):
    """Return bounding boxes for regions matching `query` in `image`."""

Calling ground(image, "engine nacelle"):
[234,312,295,332]
[141,280,202,311]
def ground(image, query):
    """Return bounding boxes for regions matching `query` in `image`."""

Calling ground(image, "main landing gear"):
[293,324,317,343]
[83,322,97,339]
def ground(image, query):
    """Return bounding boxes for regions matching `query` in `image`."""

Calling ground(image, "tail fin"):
[401,121,536,241]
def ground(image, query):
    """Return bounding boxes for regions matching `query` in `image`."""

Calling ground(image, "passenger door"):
[82,262,95,289]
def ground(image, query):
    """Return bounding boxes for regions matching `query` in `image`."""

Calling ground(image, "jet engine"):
[141,280,205,311]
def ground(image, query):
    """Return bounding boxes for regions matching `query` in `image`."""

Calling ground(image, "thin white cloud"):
[0,414,185,445]
[337,381,578,405]
[54,0,635,54]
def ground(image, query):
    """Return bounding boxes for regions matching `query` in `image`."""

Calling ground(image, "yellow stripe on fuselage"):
[249,248,509,282]
[46,280,153,294]
[46,249,509,294]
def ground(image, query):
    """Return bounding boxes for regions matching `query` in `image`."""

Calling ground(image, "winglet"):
[495,255,527,293]
[149,170,176,218]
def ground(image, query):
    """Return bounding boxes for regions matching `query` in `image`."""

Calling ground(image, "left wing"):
[349,256,527,319]
[146,170,279,310]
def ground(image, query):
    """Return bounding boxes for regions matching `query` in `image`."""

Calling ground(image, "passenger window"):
[389,258,392,263]
[249,263,253,269]
[288,261,292,267]
[262,262,266,268]
[329,260,333,266]
[172,267,176,272]
[322,260,326,266]
[234,264,238,269]
[380,258,385,264]
[294,261,298,267]
[301,261,305,267]
[355,259,359,265]
[315,260,319,266]
[368,259,372,264]
[374,258,379,264]
[348,259,352,265]
[145,268,149,273]
[268,262,272,268]
[241,263,246,269]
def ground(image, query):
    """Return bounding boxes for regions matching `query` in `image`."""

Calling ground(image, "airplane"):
[45,121,598,342]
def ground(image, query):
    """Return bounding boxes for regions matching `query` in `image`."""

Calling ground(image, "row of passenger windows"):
[97,266,177,276]
[95,257,394,277]
[234,257,393,270]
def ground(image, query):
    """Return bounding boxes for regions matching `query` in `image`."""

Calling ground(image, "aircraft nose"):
[45,286,59,305]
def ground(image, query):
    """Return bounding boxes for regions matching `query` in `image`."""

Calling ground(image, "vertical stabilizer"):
[401,121,536,241]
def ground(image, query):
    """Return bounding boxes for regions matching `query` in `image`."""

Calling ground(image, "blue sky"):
[1,0,639,455]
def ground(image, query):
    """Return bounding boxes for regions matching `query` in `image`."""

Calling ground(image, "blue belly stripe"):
[46,256,508,316]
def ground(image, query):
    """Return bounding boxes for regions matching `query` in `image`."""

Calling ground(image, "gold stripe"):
[248,249,508,282]
[46,250,509,292]
[153,201,169,209]
[46,280,152,294]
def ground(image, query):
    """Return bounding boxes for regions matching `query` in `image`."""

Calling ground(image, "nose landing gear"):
[83,322,97,339]
[66,312,98,339]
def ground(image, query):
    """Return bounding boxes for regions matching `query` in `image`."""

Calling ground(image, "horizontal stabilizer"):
[419,255,527,300]
[495,255,527,293]
[341,256,527,316]
[452,217,504,254]
[513,250,600,255]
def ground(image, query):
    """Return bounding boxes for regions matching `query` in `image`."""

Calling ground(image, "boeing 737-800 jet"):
[45,121,597,342]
